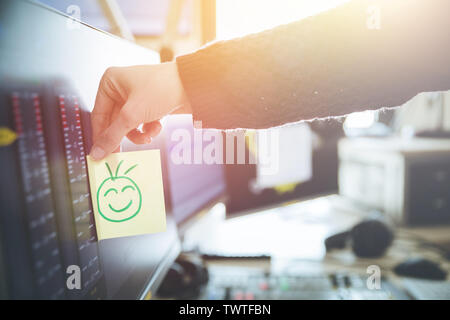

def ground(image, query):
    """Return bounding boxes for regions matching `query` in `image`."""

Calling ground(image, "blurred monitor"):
[0,0,180,299]
[163,115,227,230]
[225,121,343,217]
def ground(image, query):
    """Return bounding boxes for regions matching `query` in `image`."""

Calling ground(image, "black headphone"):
[157,253,209,299]
[325,218,394,258]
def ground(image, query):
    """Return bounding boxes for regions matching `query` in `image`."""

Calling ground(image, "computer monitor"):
[162,115,227,230]
[225,120,343,217]
[0,0,180,299]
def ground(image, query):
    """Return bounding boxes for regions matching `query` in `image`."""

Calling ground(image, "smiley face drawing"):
[97,160,142,222]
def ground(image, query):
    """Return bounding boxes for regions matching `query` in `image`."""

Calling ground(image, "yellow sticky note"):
[86,150,166,240]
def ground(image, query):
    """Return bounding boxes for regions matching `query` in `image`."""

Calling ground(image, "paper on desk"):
[86,150,166,240]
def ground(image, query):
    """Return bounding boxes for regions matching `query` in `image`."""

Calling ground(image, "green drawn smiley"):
[97,161,142,222]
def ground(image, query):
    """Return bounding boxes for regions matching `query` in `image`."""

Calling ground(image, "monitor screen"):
[0,0,179,299]
[162,115,227,226]
[225,121,342,217]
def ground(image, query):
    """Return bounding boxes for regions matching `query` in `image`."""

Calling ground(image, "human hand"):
[89,62,191,160]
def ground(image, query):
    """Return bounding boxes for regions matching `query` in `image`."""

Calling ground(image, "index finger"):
[92,88,117,142]
[91,69,123,143]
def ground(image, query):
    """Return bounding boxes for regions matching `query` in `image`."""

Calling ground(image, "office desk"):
[182,195,450,299]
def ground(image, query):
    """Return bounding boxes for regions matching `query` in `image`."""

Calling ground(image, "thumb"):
[90,108,138,160]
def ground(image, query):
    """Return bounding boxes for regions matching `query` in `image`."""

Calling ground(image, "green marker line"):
[105,162,113,179]
[115,160,124,177]
[124,164,138,175]
[108,200,133,213]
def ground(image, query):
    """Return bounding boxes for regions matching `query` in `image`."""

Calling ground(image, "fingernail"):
[91,146,105,160]
[145,137,152,144]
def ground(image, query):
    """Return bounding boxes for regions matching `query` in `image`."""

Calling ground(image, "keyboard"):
[402,279,450,300]
[200,267,409,300]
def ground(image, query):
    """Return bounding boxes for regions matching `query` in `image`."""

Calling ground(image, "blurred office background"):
[37,0,450,252]
[20,0,450,300]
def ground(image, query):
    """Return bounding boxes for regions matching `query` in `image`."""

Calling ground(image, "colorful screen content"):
[10,91,66,299]
[57,93,102,291]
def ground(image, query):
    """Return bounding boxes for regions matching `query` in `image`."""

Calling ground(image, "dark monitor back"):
[0,0,179,299]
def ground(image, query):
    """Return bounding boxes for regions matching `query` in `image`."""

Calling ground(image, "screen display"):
[0,0,179,299]
[9,89,66,299]
[163,115,226,225]
[225,121,342,216]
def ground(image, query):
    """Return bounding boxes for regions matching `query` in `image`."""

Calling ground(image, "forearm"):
[176,0,450,129]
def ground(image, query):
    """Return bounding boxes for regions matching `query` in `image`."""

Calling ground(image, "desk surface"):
[183,195,450,283]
